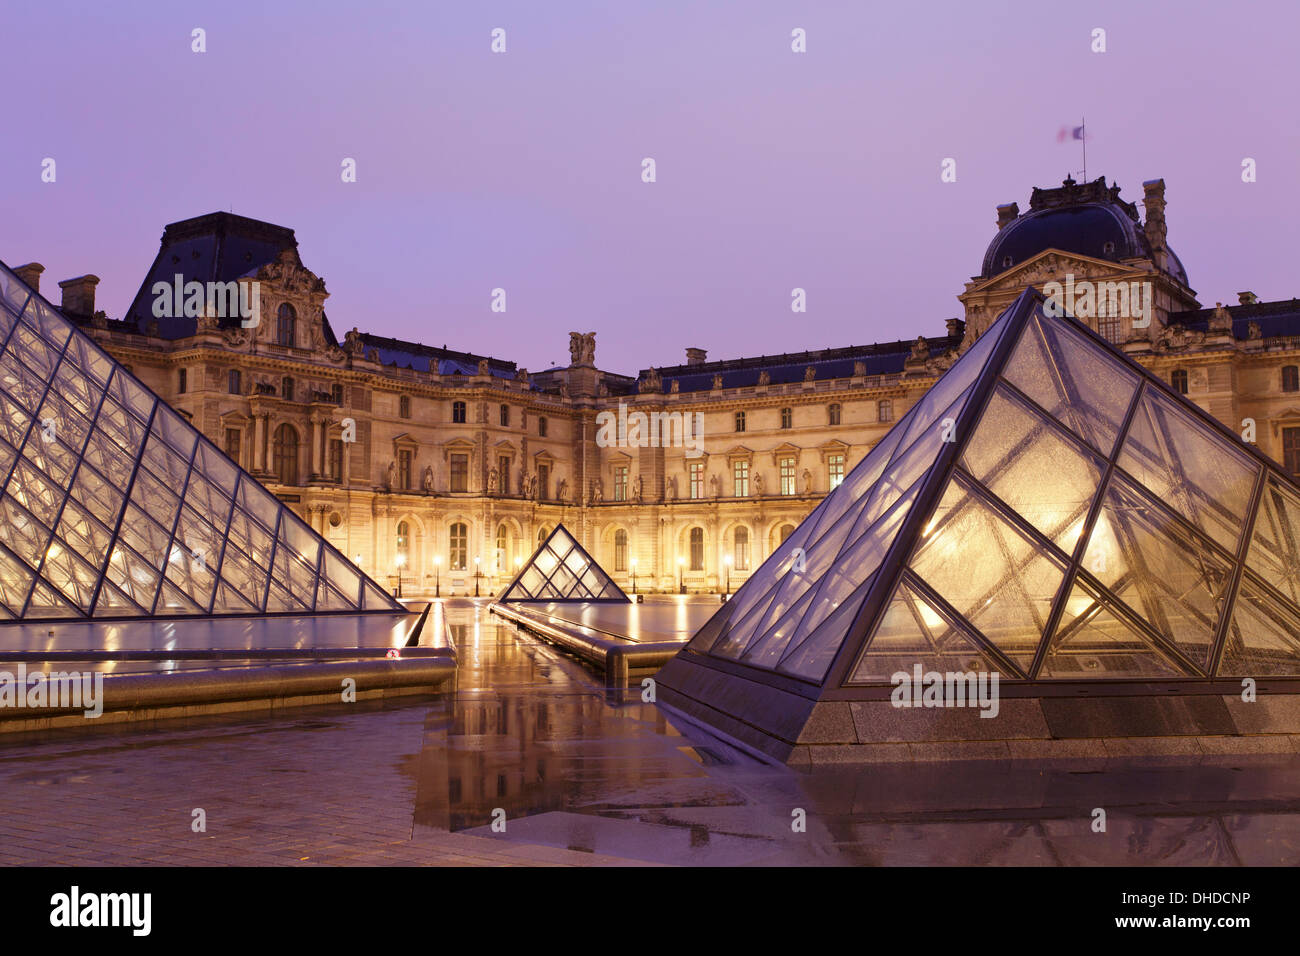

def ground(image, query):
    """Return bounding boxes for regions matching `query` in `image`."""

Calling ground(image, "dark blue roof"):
[1171,300,1300,339]
[360,333,518,380]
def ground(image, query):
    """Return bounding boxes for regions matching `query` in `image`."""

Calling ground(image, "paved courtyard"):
[1,598,1299,866]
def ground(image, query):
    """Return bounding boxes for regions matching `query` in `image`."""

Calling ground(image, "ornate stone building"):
[16,177,1300,595]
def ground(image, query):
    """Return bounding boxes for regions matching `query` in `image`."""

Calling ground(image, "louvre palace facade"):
[15,175,1300,597]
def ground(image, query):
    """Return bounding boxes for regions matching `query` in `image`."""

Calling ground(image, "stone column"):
[251,412,266,473]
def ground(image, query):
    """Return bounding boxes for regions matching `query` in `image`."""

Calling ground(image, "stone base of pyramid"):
[656,656,1300,768]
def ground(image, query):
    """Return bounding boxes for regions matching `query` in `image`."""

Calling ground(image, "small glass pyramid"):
[0,259,402,620]
[680,287,1300,688]
[498,524,629,603]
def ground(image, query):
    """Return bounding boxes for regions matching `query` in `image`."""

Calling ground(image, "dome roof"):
[980,177,1188,286]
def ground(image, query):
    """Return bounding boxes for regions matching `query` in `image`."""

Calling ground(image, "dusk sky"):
[2,0,1297,373]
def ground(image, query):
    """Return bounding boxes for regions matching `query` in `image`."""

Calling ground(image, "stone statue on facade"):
[632,473,643,502]
[666,475,678,500]
[639,367,662,393]
[853,361,867,377]
[804,365,816,382]
[422,465,434,494]
[556,478,568,502]
[589,478,603,505]
[752,472,764,497]
[568,332,596,367]
[801,468,813,495]
[1209,302,1234,335]
[477,358,490,376]
[488,466,499,493]
[670,379,679,394]
[709,473,720,498]
[757,370,770,386]
[712,373,723,390]
[386,459,397,491]
[518,467,529,497]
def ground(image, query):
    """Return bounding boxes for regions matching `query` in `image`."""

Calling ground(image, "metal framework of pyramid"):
[498,524,629,603]
[657,288,1300,760]
[0,259,403,621]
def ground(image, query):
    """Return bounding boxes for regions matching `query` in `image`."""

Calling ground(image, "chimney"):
[13,263,44,293]
[1238,291,1258,305]
[995,203,1019,231]
[1142,179,1167,251]
[685,347,707,366]
[946,318,965,339]
[58,274,100,317]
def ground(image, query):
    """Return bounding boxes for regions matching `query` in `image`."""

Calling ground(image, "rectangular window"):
[779,456,796,495]
[538,416,548,437]
[1286,428,1300,478]
[398,449,412,490]
[449,524,467,571]
[878,400,893,423]
[735,411,746,432]
[614,465,628,502]
[332,384,344,405]
[224,428,240,464]
[452,401,467,423]
[689,462,704,500]
[1098,317,1122,343]
[328,438,344,482]
[228,369,241,395]
[828,403,842,426]
[450,453,468,492]
[498,455,511,494]
[282,376,294,402]
[780,407,793,429]
[537,463,550,500]
[732,460,749,497]
[500,404,510,427]
[828,453,845,490]
[399,395,411,418]
[178,368,187,394]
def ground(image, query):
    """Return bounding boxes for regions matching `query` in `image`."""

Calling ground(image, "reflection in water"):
[411,599,1300,866]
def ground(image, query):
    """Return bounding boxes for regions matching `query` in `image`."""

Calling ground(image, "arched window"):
[276,303,296,348]
[1171,369,1189,394]
[778,523,795,543]
[689,527,705,571]
[496,523,510,572]
[228,369,242,395]
[828,403,842,426]
[780,407,793,429]
[1284,366,1300,393]
[272,424,298,485]
[734,526,750,571]
[614,529,628,572]
[449,522,468,571]
[396,521,410,567]
[537,526,549,548]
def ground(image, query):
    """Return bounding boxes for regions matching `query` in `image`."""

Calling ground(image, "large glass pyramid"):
[0,259,402,621]
[675,287,1300,692]
[498,524,629,603]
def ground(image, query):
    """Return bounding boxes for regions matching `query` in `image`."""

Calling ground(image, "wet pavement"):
[0,597,1298,865]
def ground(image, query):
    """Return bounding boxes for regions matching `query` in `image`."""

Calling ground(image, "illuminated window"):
[733,460,749,497]
[396,521,409,565]
[496,523,510,571]
[448,522,467,571]
[277,303,296,347]
[779,456,796,495]
[614,529,628,572]
[828,453,845,490]
[689,528,704,570]
[689,462,704,499]
[734,526,750,571]
[450,453,468,492]
[614,465,629,502]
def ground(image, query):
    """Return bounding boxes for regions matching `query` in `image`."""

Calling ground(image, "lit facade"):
[19,176,1300,598]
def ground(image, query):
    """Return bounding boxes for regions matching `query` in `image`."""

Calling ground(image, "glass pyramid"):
[0,259,402,621]
[498,524,629,603]
[680,287,1300,688]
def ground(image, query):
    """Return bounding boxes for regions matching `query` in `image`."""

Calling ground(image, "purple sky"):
[3,0,1297,373]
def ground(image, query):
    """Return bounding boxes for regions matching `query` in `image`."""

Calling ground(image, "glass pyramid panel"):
[1039,581,1191,679]
[1081,475,1231,672]
[0,258,402,621]
[909,475,1064,674]
[1002,312,1138,456]
[497,524,628,603]
[1117,387,1259,554]
[1218,576,1300,677]
[848,577,1004,684]
[1244,476,1300,608]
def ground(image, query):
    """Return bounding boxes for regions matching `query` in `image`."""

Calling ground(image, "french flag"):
[1057,125,1085,143]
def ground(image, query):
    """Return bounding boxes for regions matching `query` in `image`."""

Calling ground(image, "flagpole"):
[1081,117,1086,181]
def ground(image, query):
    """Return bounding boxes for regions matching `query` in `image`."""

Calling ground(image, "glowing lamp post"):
[724,553,732,596]
[394,552,406,599]
[474,556,482,597]
[434,555,441,598]
[678,556,685,594]
[630,557,638,595]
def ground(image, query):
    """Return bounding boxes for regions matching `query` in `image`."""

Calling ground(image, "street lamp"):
[394,552,406,598]
[630,557,637,595]
[724,553,732,596]
[434,554,441,598]
[474,555,482,597]
[677,556,685,594]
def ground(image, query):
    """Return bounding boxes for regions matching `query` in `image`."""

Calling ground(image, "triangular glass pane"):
[1246,476,1300,608]
[117,504,175,571]
[1002,313,1138,456]
[779,575,878,681]
[1039,582,1190,679]
[1218,576,1300,677]
[723,584,817,664]
[961,385,1105,555]
[0,545,36,613]
[1081,475,1231,672]
[1117,386,1258,554]
[25,578,80,618]
[0,491,54,559]
[498,524,626,602]
[322,550,362,606]
[152,579,204,616]
[0,266,31,318]
[56,496,116,568]
[39,540,100,611]
[211,580,259,615]
[362,580,393,610]
[0,391,32,448]
[19,296,72,351]
[92,580,148,617]
[847,578,1003,683]
[92,396,148,459]
[103,541,162,608]
[909,476,1063,673]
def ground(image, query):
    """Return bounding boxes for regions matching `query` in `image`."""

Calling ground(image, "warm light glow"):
[395,553,406,568]
[677,557,684,566]
[724,554,732,567]
[434,555,442,566]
